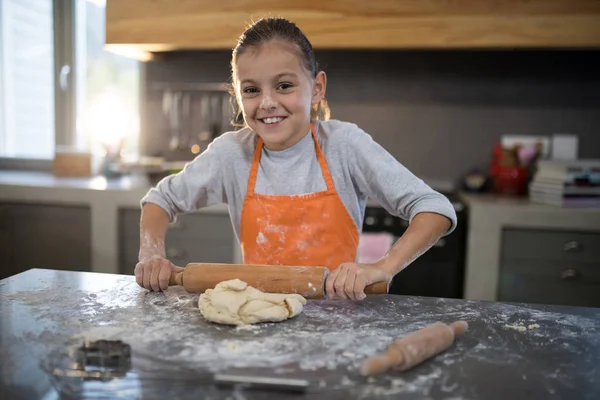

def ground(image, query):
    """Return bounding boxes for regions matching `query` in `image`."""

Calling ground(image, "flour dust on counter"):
[2,270,599,399]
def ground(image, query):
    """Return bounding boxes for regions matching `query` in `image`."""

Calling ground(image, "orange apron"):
[240,122,359,270]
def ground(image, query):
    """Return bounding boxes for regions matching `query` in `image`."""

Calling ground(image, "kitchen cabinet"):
[0,203,92,279]
[498,228,600,307]
[106,0,600,60]
[118,208,235,274]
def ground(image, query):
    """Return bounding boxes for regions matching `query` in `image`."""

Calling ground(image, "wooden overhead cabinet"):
[106,0,600,58]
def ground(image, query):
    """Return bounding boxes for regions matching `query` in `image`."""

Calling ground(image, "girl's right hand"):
[134,256,185,292]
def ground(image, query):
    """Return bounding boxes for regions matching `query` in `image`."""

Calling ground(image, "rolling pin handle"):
[169,271,184,286]
[364,280,390,295]
[360,354,391,376]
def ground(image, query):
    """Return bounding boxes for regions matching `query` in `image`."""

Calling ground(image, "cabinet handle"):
[166,248,186,259]
[563,241,582,252]
[560,268,580,281]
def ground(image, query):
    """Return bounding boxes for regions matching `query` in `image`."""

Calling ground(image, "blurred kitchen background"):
[1,0,599,308]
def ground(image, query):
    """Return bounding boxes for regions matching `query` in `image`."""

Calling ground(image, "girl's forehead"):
[235,41,308,81]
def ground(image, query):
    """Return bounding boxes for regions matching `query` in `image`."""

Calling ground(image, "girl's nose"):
[259,94,277,110]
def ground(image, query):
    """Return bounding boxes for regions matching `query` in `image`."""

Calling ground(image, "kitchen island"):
[1,269,598,399]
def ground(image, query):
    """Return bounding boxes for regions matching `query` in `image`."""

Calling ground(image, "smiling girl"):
[136,18,457,300]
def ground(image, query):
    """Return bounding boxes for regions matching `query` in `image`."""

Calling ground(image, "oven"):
[358,193,467,299]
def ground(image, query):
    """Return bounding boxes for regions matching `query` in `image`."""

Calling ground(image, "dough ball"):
[198,279,307,325]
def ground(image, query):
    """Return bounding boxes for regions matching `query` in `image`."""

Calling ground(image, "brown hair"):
[230,17,330,123]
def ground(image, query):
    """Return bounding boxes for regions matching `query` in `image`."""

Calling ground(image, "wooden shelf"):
[106,0,600,60]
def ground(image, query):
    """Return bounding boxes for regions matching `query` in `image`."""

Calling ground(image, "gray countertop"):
[0,170,152,192]
[2,269,599,400]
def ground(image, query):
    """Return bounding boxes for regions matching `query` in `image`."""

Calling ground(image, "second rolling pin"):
[361,320,468,376]
[168,262,389,299]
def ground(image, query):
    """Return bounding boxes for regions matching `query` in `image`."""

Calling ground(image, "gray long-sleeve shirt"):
[141,119,457,241]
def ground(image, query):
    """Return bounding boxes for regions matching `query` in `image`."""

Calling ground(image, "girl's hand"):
[325,262,392,301]
[135,256,184,292]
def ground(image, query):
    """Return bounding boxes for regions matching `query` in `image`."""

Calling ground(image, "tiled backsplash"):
[142,50,600,183]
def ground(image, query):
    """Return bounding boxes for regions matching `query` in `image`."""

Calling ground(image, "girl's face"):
[234,41,326,151]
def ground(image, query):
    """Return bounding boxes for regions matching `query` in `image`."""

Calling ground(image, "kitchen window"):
[0,0,140,167]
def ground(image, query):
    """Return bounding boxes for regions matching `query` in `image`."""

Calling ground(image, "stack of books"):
[529,160,600,207]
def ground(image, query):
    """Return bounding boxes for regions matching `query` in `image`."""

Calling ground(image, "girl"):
[135,17,457,300]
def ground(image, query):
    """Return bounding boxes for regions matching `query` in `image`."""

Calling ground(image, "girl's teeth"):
[263,117,283,124]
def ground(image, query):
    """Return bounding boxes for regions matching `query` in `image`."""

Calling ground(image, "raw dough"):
[198,279,307,325]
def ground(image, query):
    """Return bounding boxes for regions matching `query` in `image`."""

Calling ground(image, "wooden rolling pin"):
[168,262,389,299]
[361,320,468,376]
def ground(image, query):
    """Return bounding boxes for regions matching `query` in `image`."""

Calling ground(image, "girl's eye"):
[243,87,258,94]
[278,83,293,90]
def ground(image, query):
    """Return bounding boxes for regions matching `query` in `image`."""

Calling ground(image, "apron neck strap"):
[247,122,336,195]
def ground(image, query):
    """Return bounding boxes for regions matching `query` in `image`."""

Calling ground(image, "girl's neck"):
[262,121,312,151]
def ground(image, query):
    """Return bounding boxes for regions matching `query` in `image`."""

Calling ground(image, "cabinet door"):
[119,209,235,274]
[106,0,600,52]
[5,203,92,276]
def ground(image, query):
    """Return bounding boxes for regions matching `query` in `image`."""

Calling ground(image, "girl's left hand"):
[325,262,392,301]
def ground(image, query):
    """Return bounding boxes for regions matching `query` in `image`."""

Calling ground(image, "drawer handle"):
[560,268,580,281]
[563,241,582,252]
[166,248,186,259]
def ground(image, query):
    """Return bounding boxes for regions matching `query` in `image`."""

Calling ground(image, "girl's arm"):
[136,139,226,291]
[326,212,450,300]
[376,211,451,276]
[326,126,457,300]
[135,203,184,292]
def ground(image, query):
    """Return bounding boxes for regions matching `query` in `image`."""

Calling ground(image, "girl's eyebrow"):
[273,72,298,80]
[240,72,298,86]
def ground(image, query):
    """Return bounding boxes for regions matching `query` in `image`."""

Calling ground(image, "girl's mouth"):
[259,116,286,126]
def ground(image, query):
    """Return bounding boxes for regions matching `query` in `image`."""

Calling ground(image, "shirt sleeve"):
[140,139,227,222]
[344,126,457,235]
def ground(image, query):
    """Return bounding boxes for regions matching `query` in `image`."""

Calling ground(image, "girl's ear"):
[312,71,327,106]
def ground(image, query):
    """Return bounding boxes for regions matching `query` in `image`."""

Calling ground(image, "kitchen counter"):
[460,192,600,302]
[0,171,234,274]
[2,269,599,399]
[0,171,454,277]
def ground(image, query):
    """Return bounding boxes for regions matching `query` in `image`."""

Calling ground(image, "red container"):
[493,166,528,196]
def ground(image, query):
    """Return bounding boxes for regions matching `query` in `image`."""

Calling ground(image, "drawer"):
[501,228,600,265]
[498,260,600,307]
[500,260,600,283]
[498,271,600,308]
